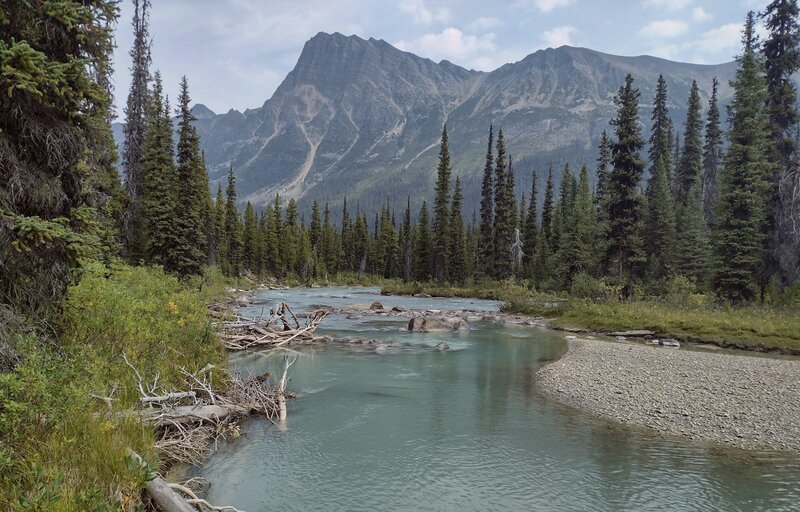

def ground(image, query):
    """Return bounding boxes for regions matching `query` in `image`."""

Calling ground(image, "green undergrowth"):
[502,291,800,351]
[0,261,231,510]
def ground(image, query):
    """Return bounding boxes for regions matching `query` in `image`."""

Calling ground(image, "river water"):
[186,287,800,511]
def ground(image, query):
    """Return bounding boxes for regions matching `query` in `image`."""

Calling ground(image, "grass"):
[0,261,235,510]
[503,292,800,352]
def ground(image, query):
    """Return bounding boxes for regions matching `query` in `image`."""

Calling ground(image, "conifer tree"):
[242,202,259,273]
[415,201,433,281]
[432,126,452,282]
[266,195,282,276]
[321,203,337,275]
[596,131,612,208]
[643,159,676,286]
[139,72,175,267]
[354,212,370,277]
[171,77,207,276]
[714,12,771,303]
[492,130,514,278]
[212,182,225,267]
[522,170,538,275]
[310,200,322,254]
[402,198,413,282]
[478,124,495,278]
[570,165,597,279]
[341,198,354,272]
[607,73,646,291]
[449,177,467,283]
[649,74,673,186]
[762,0,800,285]
[702,77,723,229]
[285,199,300,273]
[676,182,711,285]
[122,0,152,255]
[223,166,242,276]
[541,166,556,250]
[676,80,704,204]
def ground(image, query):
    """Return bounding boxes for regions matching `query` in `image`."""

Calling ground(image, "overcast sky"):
[111,0,766,117]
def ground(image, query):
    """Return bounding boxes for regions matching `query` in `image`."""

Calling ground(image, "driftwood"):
[219,303,328,350]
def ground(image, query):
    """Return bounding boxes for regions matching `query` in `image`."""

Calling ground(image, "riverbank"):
[536,338,800,452]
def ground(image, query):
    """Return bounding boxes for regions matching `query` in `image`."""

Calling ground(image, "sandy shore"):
[536,338,800,452]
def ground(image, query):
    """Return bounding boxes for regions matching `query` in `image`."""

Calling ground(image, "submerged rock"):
[413,293,432,298]
[659,339,680,348]
[435,342,450,351]
[370,301,385,311]
[408,316,470,332]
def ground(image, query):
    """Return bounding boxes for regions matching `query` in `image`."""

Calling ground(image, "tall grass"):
[0,261,230,510]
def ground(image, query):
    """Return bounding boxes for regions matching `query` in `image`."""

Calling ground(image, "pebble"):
[536,339,800,452]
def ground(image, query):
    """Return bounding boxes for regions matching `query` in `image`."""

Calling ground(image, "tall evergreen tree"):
[702,77,723,229]
[492,130,514,278]
[242,202,259,272]
[522,170,538,275]
[449,177,467,283]
[402,198,413,282]
[122,0,151,255]
[340,198,354,272]
[596,131,612,208]
[714,12,771,303]
[171,77,207,276]
[607,73,646,291]
[139,72,176,267]
[648,74,674,186]
[762,0,800,285]
[541,165,556,250]
[432,126,452,282]
[415,201,433,280]
[321,202,337,275]
[676,183,711,285]
[268,194,283,276]
[212,182,225,267]
[570,165,597,279]
[478,124,495,278]
[224,166,242,277]
[643,159,676,285]
[310,200,322,254]
[284,199,300,274]
[676,80,704,204]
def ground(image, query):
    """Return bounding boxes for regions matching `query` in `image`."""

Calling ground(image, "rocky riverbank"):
[536,338,800,452]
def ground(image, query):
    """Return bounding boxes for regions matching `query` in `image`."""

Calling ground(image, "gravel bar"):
[536,338,800,452]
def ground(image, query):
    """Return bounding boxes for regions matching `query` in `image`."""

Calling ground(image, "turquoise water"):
[187,287,800,511]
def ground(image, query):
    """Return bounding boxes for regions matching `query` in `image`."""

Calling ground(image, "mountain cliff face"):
[119,32,739,213]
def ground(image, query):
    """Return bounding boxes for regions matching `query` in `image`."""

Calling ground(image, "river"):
[186,287,800,511]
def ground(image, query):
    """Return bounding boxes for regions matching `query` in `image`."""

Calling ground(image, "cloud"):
[466,16,502,32]
[541,25,576,47]
[691,7,711,23]
[398,0,451,25]
[532,0,575,13]
[642,0,691,10]
[394,28,497,68]
[638,19,689,38]
[693,22,743,55]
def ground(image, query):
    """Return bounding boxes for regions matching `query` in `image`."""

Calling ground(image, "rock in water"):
[370,301,384,311]
[659,339,680,348]
[408,316,470,332]
[611,330,655,337]
[435,342,450,351]
[413,293,432,298]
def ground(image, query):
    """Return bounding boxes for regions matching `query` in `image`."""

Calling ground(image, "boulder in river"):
[408,316,470,332]
[659,339,680,348]
[370,301,385,311]
[413,293,432,298]
[435,342,450,351]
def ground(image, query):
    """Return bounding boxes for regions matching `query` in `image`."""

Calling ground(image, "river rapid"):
[185,287,800,511]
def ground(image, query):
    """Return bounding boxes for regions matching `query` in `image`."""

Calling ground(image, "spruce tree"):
[171,77,207,276]
[242,202,259,273]
[676,182,711,285]
[415,201,433,281]
[522,170,538,276]
[310,200,322,254]
[212,182,226,267]
[492,130,514,278]
[714,12,771,303]
[340,198,354,272]
[541,165,556,250]
[122,0,152,256]
[139,72,176,267]
[449,177,467,283]
[266,194,282,276]
[607,73,646,291]
[762,0,800,285]
[224,166,242,276]
[570,165,597,279]
[702,78,723,229]
[643,159,676,286]
[478,124,495,278]
[402,198,413,282]
[596,131,612,208]
[321,203,338,275]
[676,80,704,204]
[648,74,673,185]
[432,126,452,282]
[354,212,369,277]
[284,199,300,274]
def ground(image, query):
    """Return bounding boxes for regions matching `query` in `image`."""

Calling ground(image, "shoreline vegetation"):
[380,281,800,353]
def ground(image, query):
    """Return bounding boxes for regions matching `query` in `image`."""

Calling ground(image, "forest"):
[1,0,799,509]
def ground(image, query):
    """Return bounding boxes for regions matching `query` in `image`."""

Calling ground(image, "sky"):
[111,0,767,117]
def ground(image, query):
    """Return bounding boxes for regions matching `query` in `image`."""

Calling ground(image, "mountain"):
[115,32,738,214]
